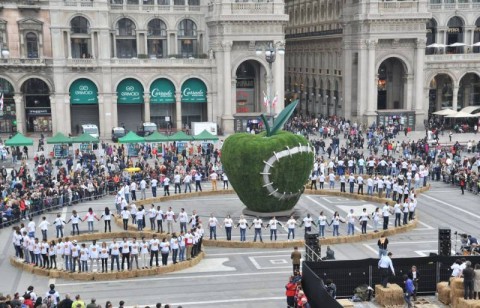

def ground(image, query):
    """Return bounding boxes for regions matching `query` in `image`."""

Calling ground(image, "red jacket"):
[285,282,296,297]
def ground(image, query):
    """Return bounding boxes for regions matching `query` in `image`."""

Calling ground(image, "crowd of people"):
[0,284,182,308]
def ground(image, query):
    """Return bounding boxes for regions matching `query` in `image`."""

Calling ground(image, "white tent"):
[445,111,479,118]
[459,106,480,114]
[432,108,457,116]
[449,42,467,47]
[427,43,446,48]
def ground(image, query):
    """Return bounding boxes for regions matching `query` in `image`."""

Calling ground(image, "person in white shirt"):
[403,201,410,225]
[109,238,120,271]
[250,217,264,242]
[89,240,100,272]
[121,207,130,230]
[300,214,317,235]
[166,207,176,233]
[140,179,147,200]
[183,173,192,193]
[67,210,83,236]
[318,173,325,189]
[210,171,218,191]
[151,177,158,197]
[170,234,180,264]
[357,176,364,195]
[120,237,131,270]
[130,203,138,224]
[266,216,283,241]
[156,205,164,233]
[130,181,137,201]
[286,216,297,240]
[163,176,171,196]
[178,208,189,234]
[53,214,66,238]
[140,237,150,269]
[236,215,248,242]
[130,237,140,270]
[48,241,57,269]
[174,172,182,194]
[62,238,71,271]
[359,208,370,234]
[222,173,229,189]
[83,208,100,233]
[27,217,36,238]
[346,209,356,236]
[135,206,145,231]
[408,198,416,221]
[367,177,374,196]
[79,243,89,272]
[38,217,50,241]
[148,204,157,231]
[70,240,80,272]
[382,203,391,230]
[317,212,328,238]
[194,172,202,192]
[100,242,109,273]
[328,172,336,189]
[149,235,160,267]
[100,207,113,233]
[378,252,395,288]
[123,183,130,203]
[178,231,186,261]
[208,213,219,240]
[160,238,170,266]
[223,215,234,241]
[393,200,402,227]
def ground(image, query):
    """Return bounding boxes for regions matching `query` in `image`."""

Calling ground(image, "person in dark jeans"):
[462,261,475,299]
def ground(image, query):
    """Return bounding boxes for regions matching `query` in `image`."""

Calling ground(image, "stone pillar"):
[357,45,367,120]
[91,31,96,59]
[452,85,459,111]
[221,40,234,133]
[101,94,114,138]
[144,93,151,122]
[66,31,72,59]
[405,74,414,111]
[365,39,377,121]
[343,47,352,119]
[99,30,111,60]
[112,94,118,128]
[98,95,106,138]
[415,39,427,128]
[175,91,182,131]
[207,92,213,122]
[14,95,24,134]
[274,41,285,114]
[50,95,58,133]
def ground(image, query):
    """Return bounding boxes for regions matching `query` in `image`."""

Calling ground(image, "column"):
[91,31,96,59]
[175,91,182,130]
[66,31,72,59]
[62,95,70,135]
[143,93,151,122]
[366,39,377,115]
[98,95,106,138]
[112,94,118,128]
[50,95,58,133]
[404,74,414,111]
[221,40,234,133]
[207,92,213,122]
[452,85,459,111]
[274,41,285,114]
[415,39,426,128]
[230,79,236,115]
[14,95,24,134]
[112,34,117,58]
[357,46,367,119]
[343,47,352,119]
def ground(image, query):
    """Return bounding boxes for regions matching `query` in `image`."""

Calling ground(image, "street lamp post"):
[256,42,285,123]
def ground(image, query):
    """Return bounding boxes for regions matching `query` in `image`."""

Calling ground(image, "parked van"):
[112,127,126,142]
[81,124,99,139]
[137,122,157,137]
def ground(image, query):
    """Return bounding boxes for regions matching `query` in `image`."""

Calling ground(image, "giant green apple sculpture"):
[222,101,314,212]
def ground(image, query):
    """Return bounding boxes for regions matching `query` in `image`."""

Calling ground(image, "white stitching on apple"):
[260,143,314,200]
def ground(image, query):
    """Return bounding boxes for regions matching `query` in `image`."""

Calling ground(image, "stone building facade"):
[0,0,287,137]
[285,0,480,129]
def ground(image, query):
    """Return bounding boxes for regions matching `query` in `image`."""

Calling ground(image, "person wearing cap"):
[378,252,395,288]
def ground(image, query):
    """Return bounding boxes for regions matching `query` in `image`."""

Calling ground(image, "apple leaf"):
[268,100,298,136]
[261,114,271,136]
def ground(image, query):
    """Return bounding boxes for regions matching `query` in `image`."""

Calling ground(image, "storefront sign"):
[117,79,144,104]
[150,78,175,104]
[181,78,207,103]
[27,108,51,115]
[236,79,254,88]
[70,79,98,104]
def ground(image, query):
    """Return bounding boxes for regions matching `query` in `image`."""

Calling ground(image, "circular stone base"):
[242,208,294,218]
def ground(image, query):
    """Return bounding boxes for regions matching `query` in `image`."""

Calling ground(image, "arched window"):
[177,19,197,57]
[71,17,91,58]
[426,19,437,55]
[26,32,38,58]
[71,16,90,34]
[147,19,167,58]
[447,16,464,54]
[474,17,480,53]
[116,18,137,58]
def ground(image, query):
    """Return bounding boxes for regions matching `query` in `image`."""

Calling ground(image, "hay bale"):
[33,267,50,277]
[49,270,61,278]
[455,298,480,308]
[451,287,465,308]
[58,271,72,280]
[437,282,451,305]
[135,268,155,277]
[336,299,354,308]
[451,278,465,290]
[374,284,404,306]
[75,272,94,281]
[116,270,136,279]
[94,272,118,281]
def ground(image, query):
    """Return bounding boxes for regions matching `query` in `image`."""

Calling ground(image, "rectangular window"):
[116,39,137,58]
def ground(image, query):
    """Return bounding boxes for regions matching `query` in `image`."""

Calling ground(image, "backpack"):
[353,284,371,302]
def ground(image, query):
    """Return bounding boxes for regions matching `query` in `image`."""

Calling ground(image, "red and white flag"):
[263,91,268,107]
[0,93,4,111]
[272,94,278,107]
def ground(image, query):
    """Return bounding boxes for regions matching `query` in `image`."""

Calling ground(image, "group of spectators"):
[0,284,182,308]
[285,271,311,308]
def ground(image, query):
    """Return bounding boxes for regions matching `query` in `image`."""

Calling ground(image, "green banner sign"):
[70,79,98,104]
[150,78,175,104]
[181,78,207,103]
[117,78,144,104]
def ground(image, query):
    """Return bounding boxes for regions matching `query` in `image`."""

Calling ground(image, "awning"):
[445,111,480,118]
[181,78,207,103]
[117,78,144,104]
[5,133,34,146]
[432,108,456,116]
[459,106,480,114]
[169,131,194,141]
[70,78,98,104]
[47,132,72,144]
[72,133,100,143]
[118,131,145,144]
[193,130,219,141]
[150,78,175,104]
[144,131,170,142]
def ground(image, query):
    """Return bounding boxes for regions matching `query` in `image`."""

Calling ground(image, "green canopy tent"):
[144,131,170,142]
[193,130,219,141]
[118,131,145,144]
[46,132,73,158]
[168,131,193,142]
[5,133,34,146]
[46,132,72,144]
[72,133,99,144]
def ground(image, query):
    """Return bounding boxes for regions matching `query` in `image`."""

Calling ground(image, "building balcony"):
[207,0,287,19]
[425,52,480,62]
[0,58,50,66]
[109,3,202,12]
[110,57,212,67]
[428,2,480,11]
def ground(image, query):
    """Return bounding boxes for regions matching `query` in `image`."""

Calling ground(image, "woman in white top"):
[48,240,57,269]
[317,212,327,238]
[140,237,150,269]
[130,237,140,270]
[100,207,113,233]
[372,207,380,232]
[236,215,248,242]
[329,211,342,237]
[359,208,370,234]
[83,208,100,233]
[160,238,170,266]
[223,215,234,241]
[99,242,110,273]
[67,210,83,236]
[170,234,179,264]
[121,207,131,231]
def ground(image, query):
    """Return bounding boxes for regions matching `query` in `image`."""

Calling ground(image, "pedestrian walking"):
[291,246,301,274]
[378,252,395,288]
